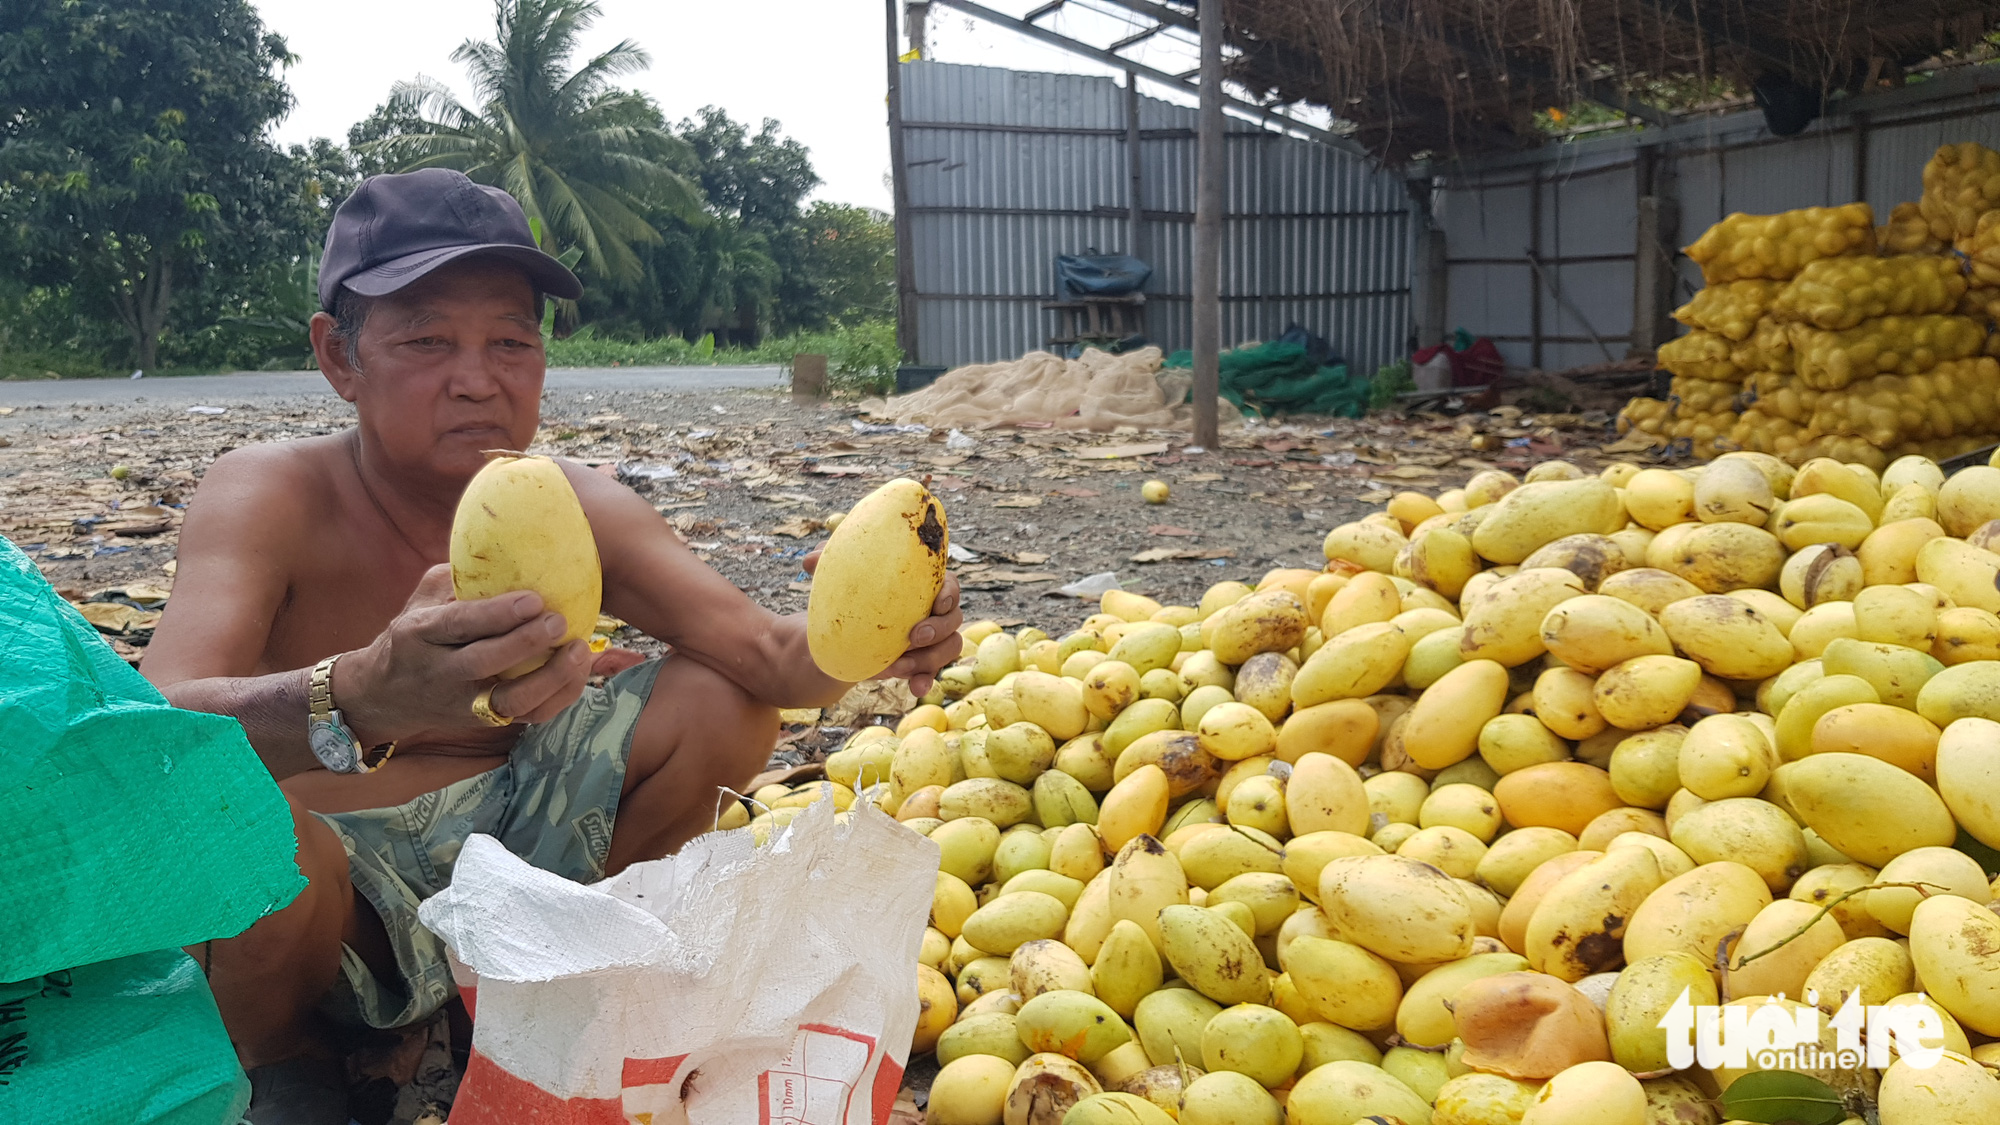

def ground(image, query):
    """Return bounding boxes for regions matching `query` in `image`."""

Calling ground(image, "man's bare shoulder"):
[187,434,349,538]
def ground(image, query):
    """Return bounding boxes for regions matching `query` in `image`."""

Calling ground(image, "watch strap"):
[308,655,395,773]
[309,655,339,725]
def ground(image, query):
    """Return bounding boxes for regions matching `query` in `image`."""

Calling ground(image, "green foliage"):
[758,319,902,394]
[0,0,309,370]
[786,201,897,328]
[1716,1070,1846,1125]
[0,0,893,378]
[1368,360,1415,411]
[359,0,700,299]
[542,325,706,366]
[581,109,892,344]
[0,284,113,378]
[541,318,901,394]
[677,107,819,230]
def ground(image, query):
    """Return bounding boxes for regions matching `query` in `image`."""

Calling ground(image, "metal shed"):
[1433,65,2000,372]
[896,60,1415,377]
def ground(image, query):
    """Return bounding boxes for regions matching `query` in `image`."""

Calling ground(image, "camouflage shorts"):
[312,657,665,1030]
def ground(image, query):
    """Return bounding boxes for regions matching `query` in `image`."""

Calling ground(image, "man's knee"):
[200,795,355,1067]
[611,660,780,867]
[703,661,781,759]
[631,658,779,787]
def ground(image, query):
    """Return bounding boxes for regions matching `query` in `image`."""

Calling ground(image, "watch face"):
[309,721,362,773]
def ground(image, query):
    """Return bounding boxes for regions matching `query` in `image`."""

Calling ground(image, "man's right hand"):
[335,564,593,747]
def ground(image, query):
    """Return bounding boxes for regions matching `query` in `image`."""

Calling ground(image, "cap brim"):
[339,242,584,303]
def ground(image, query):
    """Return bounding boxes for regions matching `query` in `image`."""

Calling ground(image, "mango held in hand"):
[806,477,949,681]
[450,452,602,679]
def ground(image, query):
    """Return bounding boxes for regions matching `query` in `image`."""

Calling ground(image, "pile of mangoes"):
[1624,144,2000,465]
[748,452,2000,1125]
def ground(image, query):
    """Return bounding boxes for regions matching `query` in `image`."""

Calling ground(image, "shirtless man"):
[141,169,961,1121]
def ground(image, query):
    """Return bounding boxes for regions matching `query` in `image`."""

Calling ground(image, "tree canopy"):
[0,0,894,376]
[0,0,310,370]
[361,0,700,294]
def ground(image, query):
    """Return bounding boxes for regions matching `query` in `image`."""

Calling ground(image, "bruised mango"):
[806,477,948,680]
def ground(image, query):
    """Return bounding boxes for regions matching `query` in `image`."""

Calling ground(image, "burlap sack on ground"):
[866,347,1231,431]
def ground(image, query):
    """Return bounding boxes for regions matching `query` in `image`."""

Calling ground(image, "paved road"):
[0,364,786,407]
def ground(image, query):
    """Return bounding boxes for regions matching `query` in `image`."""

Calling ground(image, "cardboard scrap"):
[1129,547,1238,563]
[1069,442,1170,460]
[823,679,918,727]
[74,602,162,635]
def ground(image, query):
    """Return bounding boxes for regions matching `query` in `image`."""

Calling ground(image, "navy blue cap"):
[318,168,583,310]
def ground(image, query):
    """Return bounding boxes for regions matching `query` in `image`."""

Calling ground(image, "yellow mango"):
[803,477,946,681]
[449,453,602,679]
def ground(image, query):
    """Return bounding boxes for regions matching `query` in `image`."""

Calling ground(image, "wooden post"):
[1125,70,1144,262]
[1852,111,1871,206]
[1408,177,1447,349]
[792,353,828,401]
[906,1,931,58]
[1528,168,1543,370]
[1631,198,1673,359]
[1630,145,1680,361]
[1191,0,1223,448]
[887,0,919,364]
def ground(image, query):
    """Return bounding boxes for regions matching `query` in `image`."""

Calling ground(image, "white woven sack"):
[418,798,938,1125]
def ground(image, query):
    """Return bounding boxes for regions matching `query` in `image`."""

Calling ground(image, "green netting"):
[1,533,305,1122]
[1,536,304,980]
[1163,340,1371,418]
[2,950,252,1124]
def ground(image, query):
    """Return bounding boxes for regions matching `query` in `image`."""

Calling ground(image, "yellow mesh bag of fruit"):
[1673,280,1783,340]
[1878,201,1946,254]
[1916,433,2000,462]
[1738,319,1795,374]
[1771,255,1968,330]
[1962,211,2000,288]
[1958,286,2000,325]
[1616,396,1670,436]
[1789,431,1891,470]
[1657,321,1790,382]
[1920,141,2000,244]
[1683,204,1875,283]
[1667,376,1740,418]
[1657,330,1740,381]
[1788,314,1988,390]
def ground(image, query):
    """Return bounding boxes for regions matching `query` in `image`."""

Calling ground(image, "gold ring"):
[471,687,512,727]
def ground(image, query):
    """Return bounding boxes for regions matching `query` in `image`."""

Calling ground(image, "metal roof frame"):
[923,0,1373,157]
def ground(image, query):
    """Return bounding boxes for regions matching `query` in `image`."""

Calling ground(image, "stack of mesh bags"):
[1622,144,2000,468]
[1163,340,1372,418]
[1620,204,1874,459]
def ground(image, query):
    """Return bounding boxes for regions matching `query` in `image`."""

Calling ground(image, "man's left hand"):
[803,553,963,697]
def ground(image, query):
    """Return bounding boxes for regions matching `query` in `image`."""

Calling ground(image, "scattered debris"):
[1,384,1658,670]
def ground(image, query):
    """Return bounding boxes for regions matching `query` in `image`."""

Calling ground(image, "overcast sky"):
[253,1,1219,213]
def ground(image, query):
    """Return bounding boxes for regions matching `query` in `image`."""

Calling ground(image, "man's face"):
[323,257,545,483]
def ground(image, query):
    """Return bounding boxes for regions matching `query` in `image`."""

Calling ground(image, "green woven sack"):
[1,536,305,1121]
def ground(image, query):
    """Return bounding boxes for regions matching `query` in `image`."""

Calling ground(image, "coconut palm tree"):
[361,0,699,292]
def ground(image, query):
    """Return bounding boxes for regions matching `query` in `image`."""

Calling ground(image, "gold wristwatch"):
[307,654,394,773]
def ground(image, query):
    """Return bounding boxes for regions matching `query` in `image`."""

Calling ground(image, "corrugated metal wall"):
[1435,67,2000,371]
[900,61,1414,374]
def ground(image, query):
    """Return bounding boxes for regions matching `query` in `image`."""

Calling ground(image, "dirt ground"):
[0,376,1671,1123]
[0,382,1668,665]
